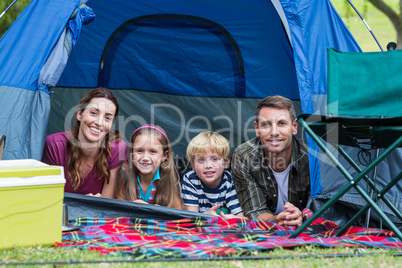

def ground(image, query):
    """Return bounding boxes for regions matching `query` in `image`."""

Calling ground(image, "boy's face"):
[193,151,229,189]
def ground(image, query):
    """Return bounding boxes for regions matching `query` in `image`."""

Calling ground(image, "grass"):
[0,244,400,267]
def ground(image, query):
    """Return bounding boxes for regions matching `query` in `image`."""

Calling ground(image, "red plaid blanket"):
[56,209,402,259]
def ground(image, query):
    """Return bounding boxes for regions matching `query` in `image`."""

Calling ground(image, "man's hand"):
[275,202,302,227]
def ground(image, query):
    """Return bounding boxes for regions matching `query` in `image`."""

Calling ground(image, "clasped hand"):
[275,202,302,227]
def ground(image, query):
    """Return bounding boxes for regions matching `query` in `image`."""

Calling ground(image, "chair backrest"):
[327,48,402,117]
[0,135,5,160]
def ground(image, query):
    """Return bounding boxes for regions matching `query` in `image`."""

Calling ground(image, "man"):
[231,95,310,227]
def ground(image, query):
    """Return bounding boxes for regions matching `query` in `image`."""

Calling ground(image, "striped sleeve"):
[223,171,243,215]
[181,170,199,207]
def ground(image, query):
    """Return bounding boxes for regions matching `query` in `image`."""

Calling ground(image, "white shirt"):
[272,164,291,215]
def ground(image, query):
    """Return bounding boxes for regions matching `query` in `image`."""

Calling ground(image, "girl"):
[41,87,128,198]
[115,124,183,209]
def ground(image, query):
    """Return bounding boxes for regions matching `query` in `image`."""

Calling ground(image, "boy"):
[181,131,245,218]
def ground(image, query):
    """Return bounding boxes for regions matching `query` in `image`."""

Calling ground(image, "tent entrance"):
[97,14,245,97]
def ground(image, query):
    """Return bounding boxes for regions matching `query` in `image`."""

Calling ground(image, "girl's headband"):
[132,124,168,141]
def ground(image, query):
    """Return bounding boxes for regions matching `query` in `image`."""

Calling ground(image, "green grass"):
[330,0,398,52]
[0,244,400,267]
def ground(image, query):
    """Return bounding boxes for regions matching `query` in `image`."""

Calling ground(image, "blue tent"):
[2,0,399,228]
[0,0,94,160]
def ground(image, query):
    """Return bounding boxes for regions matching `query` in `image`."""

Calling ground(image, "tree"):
[0,0,32,38]
[368,0,402,47]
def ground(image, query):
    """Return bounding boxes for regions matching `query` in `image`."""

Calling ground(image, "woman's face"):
[76,97,116,146]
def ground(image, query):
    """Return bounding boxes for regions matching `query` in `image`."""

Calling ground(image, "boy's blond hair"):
[186,131,231,163]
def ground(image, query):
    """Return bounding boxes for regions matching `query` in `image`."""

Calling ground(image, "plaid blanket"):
[56,209,402,259]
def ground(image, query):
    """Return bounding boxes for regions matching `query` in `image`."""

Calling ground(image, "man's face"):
[254,107,297,157]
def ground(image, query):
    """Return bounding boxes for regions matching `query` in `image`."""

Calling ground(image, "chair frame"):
[290,114,402,240]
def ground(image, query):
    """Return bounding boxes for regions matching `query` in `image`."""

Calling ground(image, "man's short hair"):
[255,95,296,122]
[186,131,231,163]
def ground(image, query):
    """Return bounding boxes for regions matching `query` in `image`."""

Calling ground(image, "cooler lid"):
[0,159,66,187]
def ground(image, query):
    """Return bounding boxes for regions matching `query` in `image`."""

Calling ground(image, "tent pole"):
[347,0,383,52]
[0,0,18,20]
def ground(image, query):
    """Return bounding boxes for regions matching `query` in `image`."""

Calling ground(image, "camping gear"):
[292,48,402,239]
[0,159,65,249]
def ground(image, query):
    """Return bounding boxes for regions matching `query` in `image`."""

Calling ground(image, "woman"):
[42,87,128,198]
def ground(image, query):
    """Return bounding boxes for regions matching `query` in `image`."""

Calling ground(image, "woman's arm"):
[101,165,120,198]
[102,139,128,198]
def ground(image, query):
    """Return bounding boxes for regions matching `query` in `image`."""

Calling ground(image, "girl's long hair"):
[67,87,120,190]
[116,125,182,208]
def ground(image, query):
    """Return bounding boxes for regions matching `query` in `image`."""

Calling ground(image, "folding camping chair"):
[290,48,402,240]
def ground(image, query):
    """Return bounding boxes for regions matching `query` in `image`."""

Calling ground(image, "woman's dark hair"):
[67,87,120,190]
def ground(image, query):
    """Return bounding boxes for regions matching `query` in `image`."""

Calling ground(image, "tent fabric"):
[47,87,304,157]
[39,29,70,88]
[0,86,50,159]
[0,0,94,160]
[315,140,402,228]
[64,193,214,222]
[0,0,80,91]
[311,195,402,231]
[39,1,95,88]
[57,0,300,99]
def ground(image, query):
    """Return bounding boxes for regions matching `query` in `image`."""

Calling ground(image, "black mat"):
[64,193,213,222]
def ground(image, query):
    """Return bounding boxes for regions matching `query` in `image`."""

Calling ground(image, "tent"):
[0,0,400,229]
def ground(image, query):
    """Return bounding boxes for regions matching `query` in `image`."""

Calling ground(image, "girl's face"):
[132,134,168,180]
[76,97,116,146]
